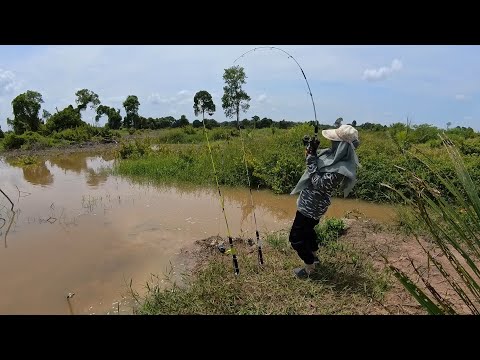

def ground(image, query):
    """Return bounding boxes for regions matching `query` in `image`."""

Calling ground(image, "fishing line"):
[232,46,318,266]
[201,118,239,275]
[234,46,319,139]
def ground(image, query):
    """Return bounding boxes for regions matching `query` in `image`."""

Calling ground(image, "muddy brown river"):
[0,152,397,315]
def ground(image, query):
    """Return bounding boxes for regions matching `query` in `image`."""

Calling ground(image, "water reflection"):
[3,152,114,188]
[22,163,54,186]
[85,168,109,188]
[49,155,88,174]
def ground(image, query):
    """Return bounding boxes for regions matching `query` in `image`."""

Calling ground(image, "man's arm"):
[306,154,343,191]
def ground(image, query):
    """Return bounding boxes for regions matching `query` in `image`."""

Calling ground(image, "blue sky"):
[1,45,479,131]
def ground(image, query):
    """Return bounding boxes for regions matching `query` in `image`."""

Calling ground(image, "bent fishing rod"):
[233,46,319,265]
[234,46,319,140]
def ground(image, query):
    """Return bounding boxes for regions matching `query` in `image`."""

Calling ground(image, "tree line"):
[1,65,471,139]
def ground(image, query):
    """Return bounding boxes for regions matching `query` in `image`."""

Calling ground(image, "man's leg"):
[307,218,320,264]
[289,211,316,278]
[289,211,316,265]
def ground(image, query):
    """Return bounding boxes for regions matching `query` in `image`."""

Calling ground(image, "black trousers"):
[289,211,320,265]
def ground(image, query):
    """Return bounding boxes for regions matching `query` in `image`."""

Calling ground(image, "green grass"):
[3,122,480,206]
[133,219,391,315]
[382,135,480,314]
[114,125,480,204]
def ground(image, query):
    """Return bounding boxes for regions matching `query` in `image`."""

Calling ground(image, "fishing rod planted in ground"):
[235,113,264,266]
[201,113,240,276]
[232,46,319,265]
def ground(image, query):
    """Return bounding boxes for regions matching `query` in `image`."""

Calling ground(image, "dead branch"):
[0,188,14,211]
[15,185,31,204]
[4,211,16,248]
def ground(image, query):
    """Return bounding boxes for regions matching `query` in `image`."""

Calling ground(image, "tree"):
[204,118,219,129]
[334,117,343,128]
[251,115,260,129]
[109,110,122,130]
[241,118,250,128]
[0,125,4,138]
[221,66,251,127]
[46,105,85,133]
[175,115,189,128]
[123,95,140,129]
[193,90,216,124]
[10,90,44,134]
[96,105,122,129]
[447,121,452,130]
[192,120,202,128]
[258,117,273,129]
[75,89,100,113]
[42,110,52,122]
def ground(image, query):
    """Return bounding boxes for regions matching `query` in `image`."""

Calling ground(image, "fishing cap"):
[322,124,359,144]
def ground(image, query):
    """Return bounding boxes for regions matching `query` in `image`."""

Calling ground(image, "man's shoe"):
[294,267,310,279]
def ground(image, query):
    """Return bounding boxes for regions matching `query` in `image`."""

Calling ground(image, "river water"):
[0,152,397,314]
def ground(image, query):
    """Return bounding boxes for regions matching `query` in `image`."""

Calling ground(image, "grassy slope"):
[134,220,393,315]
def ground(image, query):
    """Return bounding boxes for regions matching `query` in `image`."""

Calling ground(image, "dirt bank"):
[1,141,120,159]
[171,218,470,315]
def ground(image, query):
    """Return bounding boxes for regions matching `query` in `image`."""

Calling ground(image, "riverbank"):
[0,140,119,159]
[132,217,464,315]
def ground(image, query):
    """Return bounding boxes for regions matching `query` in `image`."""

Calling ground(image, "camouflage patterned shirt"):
[296,154,345,221]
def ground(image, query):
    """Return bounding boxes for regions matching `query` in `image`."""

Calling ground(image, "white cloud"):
[177,90,190,96]
[257,93,267,102]
[0,69,18,96]
[148,93,162,104]
[464,116,472,120]
[455,94,468,101]
[362,59,403,82]
[104,96,125,104]
[148,93,175,105]
[177,98,191,105]
[391,59,403,71]
[148,89,192,106]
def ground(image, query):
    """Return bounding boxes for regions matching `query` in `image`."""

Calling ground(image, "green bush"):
[52,127,91,142]
[118,139,152,159]
[3,133,25,150]
[316,218,346,245]
[460,137,480,155]
[3,132,58,150]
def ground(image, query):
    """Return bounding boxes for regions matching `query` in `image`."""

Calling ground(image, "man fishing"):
[289,124,361,279]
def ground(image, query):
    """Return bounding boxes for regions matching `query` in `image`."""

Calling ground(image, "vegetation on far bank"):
[113,123,480,204]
